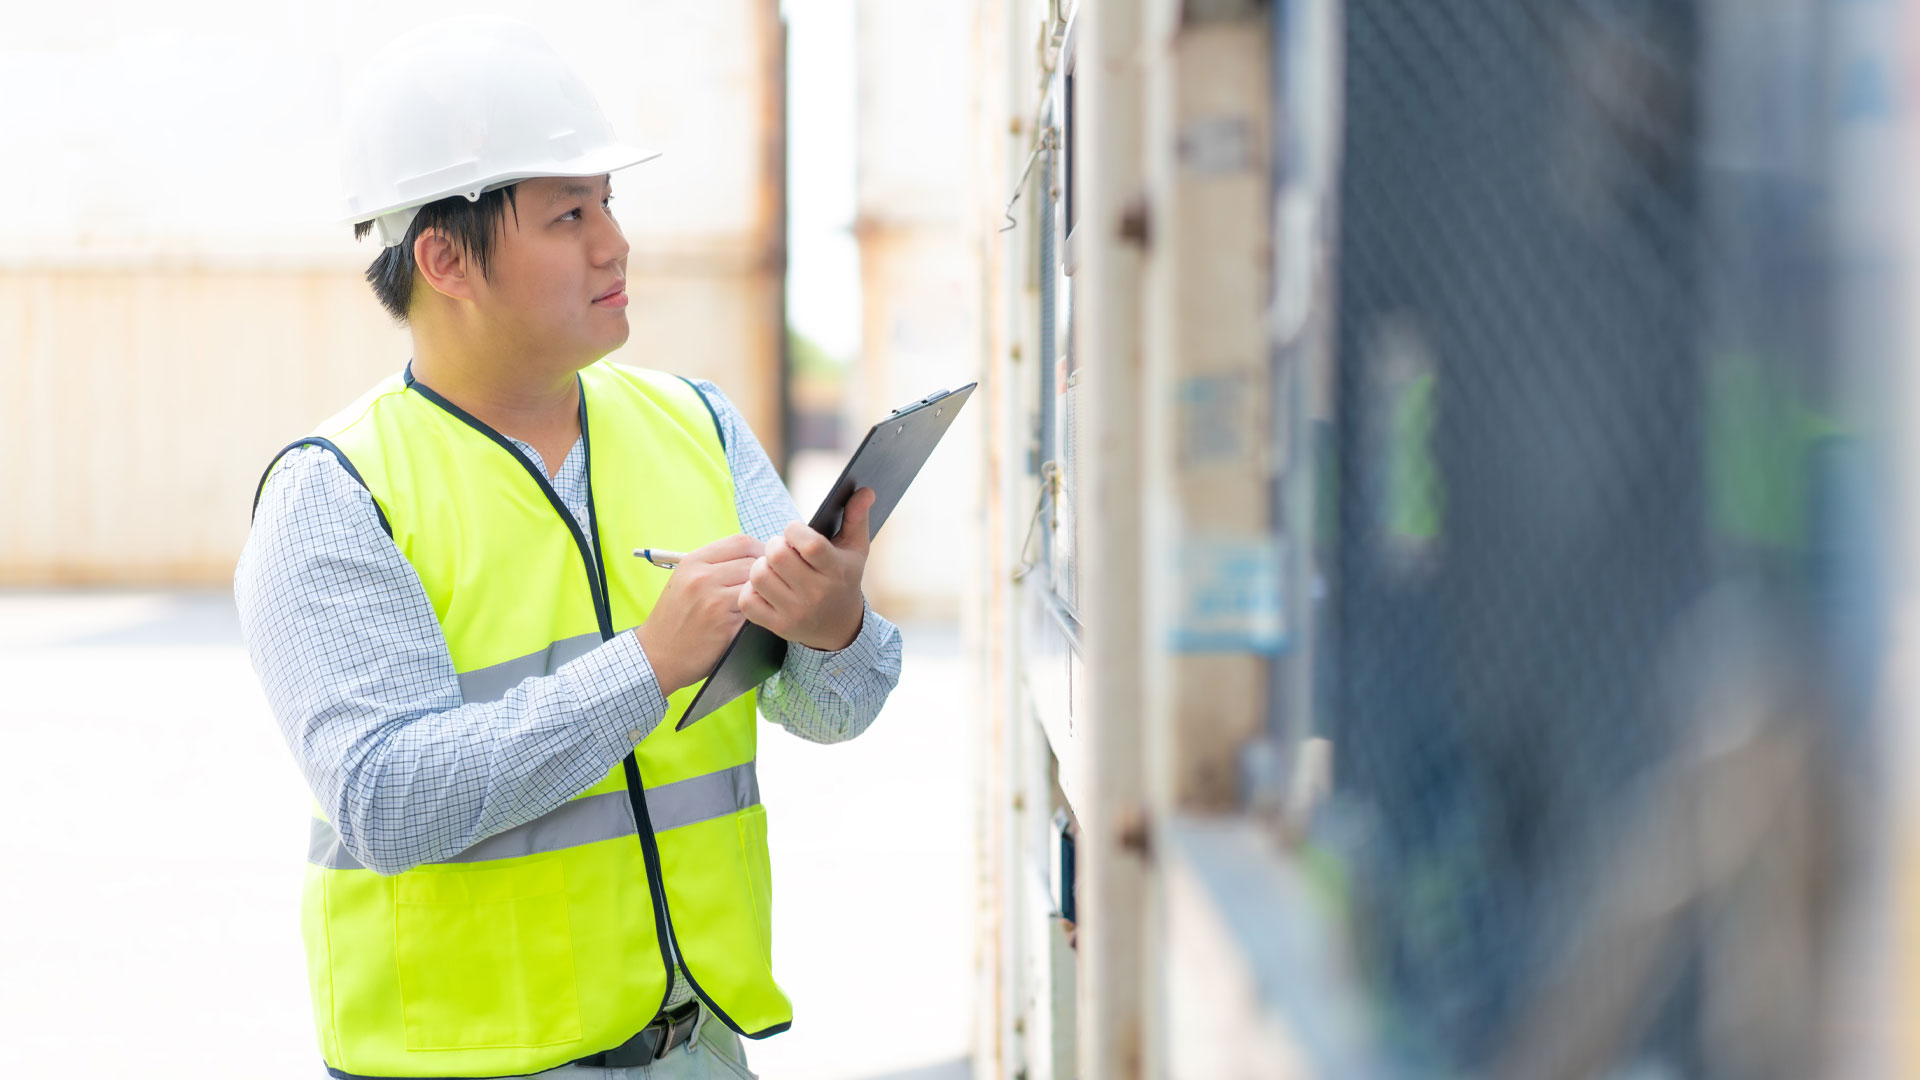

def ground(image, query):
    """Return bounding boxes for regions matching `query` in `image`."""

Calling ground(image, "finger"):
[781,522,832,571]
[739,583,783,630]
[767,534,822,583]
[834,488,877,554]
[704,554,761,589]
[764,533,795,570]
[749,556,800,609]
[689,533,766,565]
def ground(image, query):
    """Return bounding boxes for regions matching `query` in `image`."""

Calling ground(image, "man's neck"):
[409,340,583,446]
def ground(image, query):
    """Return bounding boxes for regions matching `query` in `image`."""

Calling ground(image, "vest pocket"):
[736,806,774,962]
[395,858,584,1050]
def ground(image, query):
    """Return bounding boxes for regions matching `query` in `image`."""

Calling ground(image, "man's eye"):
[559,197,612,223]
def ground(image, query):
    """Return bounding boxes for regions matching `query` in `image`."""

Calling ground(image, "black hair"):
[352,184,521,323]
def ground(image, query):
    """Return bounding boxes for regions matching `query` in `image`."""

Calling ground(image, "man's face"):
[468,174,630,368]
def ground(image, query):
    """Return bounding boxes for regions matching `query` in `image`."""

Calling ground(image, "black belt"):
[568,999,703,1067]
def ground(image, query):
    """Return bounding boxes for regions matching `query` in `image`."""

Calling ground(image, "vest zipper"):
[576,402,685,1021]
[581,399,771,1038]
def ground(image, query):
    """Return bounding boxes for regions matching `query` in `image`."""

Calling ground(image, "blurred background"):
[5,1,1920,1078]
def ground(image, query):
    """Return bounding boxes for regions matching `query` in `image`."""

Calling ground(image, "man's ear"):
[412,228,476,302]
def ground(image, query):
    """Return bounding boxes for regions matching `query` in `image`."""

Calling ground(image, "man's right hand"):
[634,534,766,695]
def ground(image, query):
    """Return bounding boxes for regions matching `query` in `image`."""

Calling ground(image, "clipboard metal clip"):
[892,387,953,415]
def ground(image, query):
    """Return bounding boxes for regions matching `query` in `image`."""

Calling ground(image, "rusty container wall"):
[0,1,786,586]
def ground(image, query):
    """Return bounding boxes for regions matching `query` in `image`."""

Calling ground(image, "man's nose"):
[592,207,629,265]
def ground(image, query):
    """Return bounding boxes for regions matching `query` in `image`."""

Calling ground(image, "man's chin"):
[576,323,631,366]
[602,325,632,357]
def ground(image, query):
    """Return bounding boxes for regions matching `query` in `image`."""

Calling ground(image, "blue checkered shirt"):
[234,377,902,1012]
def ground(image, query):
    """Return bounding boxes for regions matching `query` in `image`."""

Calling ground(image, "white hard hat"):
[340,15,660,247]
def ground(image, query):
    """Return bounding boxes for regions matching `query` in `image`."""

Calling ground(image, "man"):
[236,16,901,1079]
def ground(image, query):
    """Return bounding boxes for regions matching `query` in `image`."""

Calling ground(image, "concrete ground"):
[0,590,974,1080]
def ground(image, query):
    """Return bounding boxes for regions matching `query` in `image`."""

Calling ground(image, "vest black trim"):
[399,363,615,635]
[676,374,728,453]
[253,437,394,538]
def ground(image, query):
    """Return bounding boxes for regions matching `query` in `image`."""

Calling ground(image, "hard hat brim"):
[340,142,663,227]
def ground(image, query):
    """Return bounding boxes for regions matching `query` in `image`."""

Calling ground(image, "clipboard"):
[674,381,978,729]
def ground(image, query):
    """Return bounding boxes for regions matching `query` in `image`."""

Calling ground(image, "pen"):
[632,547,685,569]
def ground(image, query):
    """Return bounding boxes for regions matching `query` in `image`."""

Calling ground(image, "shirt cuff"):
[783,599,890,688]
[558,629,671,749]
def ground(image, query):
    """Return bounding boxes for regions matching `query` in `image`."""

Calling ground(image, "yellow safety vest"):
[257,359,790,1078]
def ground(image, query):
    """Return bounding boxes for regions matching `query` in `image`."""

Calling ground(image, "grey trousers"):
[322,1007,759,1080]
[526,1008,758,1080]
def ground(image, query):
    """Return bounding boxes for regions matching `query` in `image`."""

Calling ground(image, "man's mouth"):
[592,281,628,307]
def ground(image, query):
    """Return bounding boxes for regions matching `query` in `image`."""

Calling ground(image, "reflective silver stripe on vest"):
[307,761,761,870]
[457,631,605,704]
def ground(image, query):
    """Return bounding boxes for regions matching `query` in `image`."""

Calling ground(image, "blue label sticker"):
[1169,537,1288,654]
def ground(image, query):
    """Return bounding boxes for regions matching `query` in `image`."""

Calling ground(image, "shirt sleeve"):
[235,445,671,876]
[691,380,905,744]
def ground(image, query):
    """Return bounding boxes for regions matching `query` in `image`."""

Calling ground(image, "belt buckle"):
[653,1000,699,1061]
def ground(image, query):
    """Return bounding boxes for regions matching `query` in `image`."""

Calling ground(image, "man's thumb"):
[836,487,877,551]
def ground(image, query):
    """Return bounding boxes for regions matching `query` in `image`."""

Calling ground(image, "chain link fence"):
[1307,2,1885,1074]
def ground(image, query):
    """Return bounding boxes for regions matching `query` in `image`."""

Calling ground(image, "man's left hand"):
[740,487,876,652]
